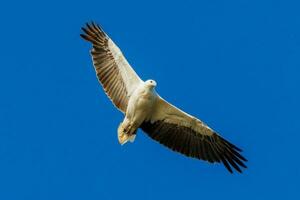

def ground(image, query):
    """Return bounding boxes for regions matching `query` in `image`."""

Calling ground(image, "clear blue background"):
[0,0,299,199]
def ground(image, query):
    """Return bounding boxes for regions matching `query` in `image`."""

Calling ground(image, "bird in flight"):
[80,22,247,173]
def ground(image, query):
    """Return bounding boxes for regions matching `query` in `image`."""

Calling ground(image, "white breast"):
[126,84,157,125]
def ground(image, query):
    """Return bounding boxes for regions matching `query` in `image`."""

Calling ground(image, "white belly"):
[126,85,156,128]
[117,84,156,144]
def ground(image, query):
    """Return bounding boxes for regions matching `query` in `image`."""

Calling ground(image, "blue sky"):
[0,0,299,199]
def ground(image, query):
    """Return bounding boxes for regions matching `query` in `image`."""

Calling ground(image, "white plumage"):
[81,22,247,173]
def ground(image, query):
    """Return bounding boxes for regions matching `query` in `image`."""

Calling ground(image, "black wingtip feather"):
[140,120,248,174]
[220,137,243,152]
[224,152,242,173]
[81,27,89,35]
[80,33,89,41]
[221,157,233,173]
[86,22,93,30]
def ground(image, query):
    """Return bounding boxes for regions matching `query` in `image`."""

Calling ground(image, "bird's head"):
[145,79,157,89]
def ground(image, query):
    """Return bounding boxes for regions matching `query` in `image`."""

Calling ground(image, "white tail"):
[118,122,137,145]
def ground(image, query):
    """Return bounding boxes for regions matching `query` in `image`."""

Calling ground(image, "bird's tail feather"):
[118,122,137,145]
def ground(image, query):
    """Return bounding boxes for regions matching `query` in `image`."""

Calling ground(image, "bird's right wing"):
[140,97,247,173]
[80,22,143,113]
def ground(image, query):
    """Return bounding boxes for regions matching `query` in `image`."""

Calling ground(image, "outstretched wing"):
[140,97,247,173]
[80,22,143,113]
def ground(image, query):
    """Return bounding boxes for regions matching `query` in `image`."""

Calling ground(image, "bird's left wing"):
[140,97,247,173]
[81,22,143,113]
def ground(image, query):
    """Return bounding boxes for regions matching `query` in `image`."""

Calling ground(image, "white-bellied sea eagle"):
[80,22,247,173]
